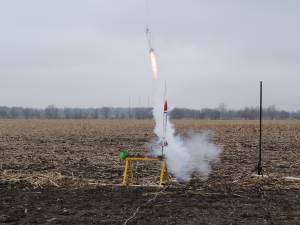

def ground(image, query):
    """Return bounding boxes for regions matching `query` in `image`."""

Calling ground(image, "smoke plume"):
[152,89,222,181]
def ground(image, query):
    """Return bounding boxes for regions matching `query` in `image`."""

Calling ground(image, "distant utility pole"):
[147,96,150,108]
[138,96,141,107]
[128,97,132,119]
[257,81,264,175]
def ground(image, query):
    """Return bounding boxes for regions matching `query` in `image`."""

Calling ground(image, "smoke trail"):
[145,25,221,181]
[152,88,222,181]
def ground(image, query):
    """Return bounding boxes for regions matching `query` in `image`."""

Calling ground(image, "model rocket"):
[146,28,158,80]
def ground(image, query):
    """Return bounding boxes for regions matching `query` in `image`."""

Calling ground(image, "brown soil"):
[0,119,299,224]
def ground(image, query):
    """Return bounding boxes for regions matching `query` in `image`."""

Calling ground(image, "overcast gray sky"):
[0,0,299,110]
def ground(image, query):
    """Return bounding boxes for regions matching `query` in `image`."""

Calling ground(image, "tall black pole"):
[257,81,263,175]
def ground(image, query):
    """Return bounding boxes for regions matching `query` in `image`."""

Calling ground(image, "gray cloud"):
[0,0,299,110]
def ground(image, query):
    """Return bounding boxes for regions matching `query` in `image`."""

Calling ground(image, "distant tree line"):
[170,105,299,120]
[0,105,152,119]
[0,104,299,120]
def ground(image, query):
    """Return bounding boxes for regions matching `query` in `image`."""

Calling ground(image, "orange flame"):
[149,49,158,80]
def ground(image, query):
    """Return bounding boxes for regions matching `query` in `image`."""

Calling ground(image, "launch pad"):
[120,152,171,187]
[120,97,171,187]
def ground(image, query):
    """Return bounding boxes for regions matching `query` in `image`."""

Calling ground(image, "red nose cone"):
[164,100,168,113]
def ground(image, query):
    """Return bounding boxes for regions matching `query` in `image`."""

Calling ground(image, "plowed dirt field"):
[0,120,299,224]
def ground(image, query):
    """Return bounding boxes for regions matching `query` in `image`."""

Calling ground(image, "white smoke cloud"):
[151,87,222,181]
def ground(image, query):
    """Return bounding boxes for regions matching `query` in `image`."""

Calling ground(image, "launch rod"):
[162,115,166,156]
[162,110,167,156]
[257,81,263,175]
[162,82,168,155]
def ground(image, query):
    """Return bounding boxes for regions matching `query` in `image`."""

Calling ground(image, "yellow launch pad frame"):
[122,157,171,187]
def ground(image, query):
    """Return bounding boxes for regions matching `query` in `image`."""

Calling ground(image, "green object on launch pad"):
[119,150,129,160]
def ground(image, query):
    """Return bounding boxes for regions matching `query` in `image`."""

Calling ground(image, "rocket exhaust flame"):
[149,49,158,80]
